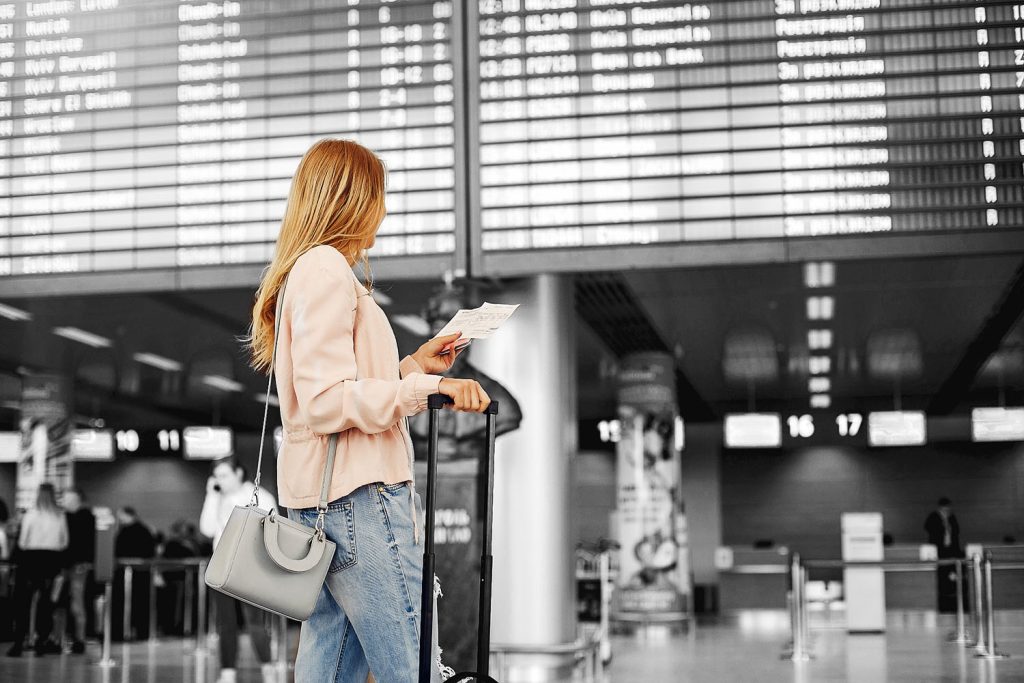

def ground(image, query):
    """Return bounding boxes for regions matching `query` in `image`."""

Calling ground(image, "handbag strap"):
[251,273,339,522]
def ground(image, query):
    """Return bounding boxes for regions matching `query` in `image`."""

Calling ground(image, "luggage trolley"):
[419,394,500,683]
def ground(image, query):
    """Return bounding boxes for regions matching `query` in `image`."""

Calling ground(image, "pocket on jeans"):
[303,501,357,573]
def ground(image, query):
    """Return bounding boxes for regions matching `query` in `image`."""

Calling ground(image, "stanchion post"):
[148,565,158,644]
[195,559,208,658]
[799,564,810,651]
[972,554,986,654]
[123,565,133,642]
[782,552,811,662]
[183,566,194,638]
[277,614,288,682]
[975,551,1009,660]
[97,581,116,669]
[949,559,971,644]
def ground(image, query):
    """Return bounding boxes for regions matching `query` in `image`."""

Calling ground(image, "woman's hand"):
[411,332,467,374]
[437,378,491,413]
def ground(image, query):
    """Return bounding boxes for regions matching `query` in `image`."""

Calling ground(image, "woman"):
[199,458,277,683]
[248,138,490,683]
[7,482,68,657]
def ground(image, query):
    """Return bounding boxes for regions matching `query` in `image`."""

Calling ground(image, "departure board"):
[473,0,1024,265]
[0,0,461,281]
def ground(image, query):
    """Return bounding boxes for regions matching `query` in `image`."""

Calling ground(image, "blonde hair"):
[247,138,387,372]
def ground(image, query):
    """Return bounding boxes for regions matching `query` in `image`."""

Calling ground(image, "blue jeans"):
[288,482,443,683]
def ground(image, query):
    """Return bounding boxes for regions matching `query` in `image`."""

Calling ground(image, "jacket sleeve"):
[287,251,442,436]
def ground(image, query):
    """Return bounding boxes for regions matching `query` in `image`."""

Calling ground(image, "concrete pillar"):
[471,274,577,681]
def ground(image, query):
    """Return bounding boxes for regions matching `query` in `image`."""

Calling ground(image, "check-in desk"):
[716,546,790,611]
[882,544,936,610]
[985,544,1024,609]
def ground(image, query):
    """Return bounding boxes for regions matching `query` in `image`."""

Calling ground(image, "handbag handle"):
[262,509,329,573]
[252,274,339,519]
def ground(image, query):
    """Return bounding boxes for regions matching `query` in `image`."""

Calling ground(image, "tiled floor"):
[1,611,1022,682]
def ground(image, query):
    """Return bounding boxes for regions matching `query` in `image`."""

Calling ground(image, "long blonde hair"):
[247,138,387,372]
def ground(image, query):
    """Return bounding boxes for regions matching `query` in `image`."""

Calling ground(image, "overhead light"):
[392,314,431,337]
[371,290,392,306]
[809,356,832,375]
[133,352,182,372]
[53,326,112,348]
[807,296,834,321]
[0,303,31,321]
[808,329,833,350]
[809,377,831,393]
[810,394,831,409]
[804,261,835,288]
[202,374,244,392]
[254,392,280,407]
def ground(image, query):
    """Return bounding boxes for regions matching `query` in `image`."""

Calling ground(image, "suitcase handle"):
[428,393,499,415]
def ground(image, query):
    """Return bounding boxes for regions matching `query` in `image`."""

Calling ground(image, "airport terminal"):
[1,0,1024,681]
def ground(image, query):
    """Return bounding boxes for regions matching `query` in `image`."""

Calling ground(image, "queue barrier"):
[746,553,1024,662]
[1,556,292,679]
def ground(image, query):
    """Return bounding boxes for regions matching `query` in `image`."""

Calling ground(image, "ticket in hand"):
[434,302,520,354]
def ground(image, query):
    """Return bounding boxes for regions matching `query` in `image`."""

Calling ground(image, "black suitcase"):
[419,394,500,683]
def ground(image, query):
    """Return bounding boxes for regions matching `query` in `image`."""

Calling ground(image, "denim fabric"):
[288,482,442,683]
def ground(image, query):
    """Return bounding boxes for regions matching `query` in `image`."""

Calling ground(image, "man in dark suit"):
[924,497,964,613]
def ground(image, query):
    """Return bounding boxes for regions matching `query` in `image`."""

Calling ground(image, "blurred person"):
[199,458,277,683]
[0,495,9,560]
[925,496,964,613]
[114,506,156,640]
[159,519,202,635]
[60,488,95,654]
[247,138,491,682]
[7,483,68,657]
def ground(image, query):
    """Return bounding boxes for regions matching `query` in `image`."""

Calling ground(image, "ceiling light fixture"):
[808,329,833,350]
[254,392,280,407]
[53,326,112,348]
[133,352,183,372]
[803,261,836,288]
[809,377,831,393]
[0,303,31,321]
[810,394,832,409]
[807,296,834,321]
[202,375,245,392]
[809,356,832,375]
[392,314,431,337]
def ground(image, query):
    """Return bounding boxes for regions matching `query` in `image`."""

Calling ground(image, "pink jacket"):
[274,245,443,509]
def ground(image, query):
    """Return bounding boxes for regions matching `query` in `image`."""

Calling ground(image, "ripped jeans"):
[288,482,445,683]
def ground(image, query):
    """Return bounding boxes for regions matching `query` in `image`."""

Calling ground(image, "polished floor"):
[1,612,1023,682]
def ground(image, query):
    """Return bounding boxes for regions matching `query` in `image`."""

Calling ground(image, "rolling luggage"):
[420,394,500,683]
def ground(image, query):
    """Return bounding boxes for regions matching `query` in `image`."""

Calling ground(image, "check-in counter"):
[883,544,936,610]
[716,546,790,611]
[985,545,1024,609]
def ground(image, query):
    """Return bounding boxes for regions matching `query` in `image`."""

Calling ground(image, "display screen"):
[1,0,1021,286]
[0,0,460,279]
[867,410,927,446]
[476,0,1024,254]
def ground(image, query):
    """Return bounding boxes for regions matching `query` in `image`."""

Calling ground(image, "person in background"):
[0,495,10,560]
[159,519,202,636]
[7,483,68,657]
[114,506,156,640]
[61,488,95,654]
[925,496,964,613]
[200,457,277,683]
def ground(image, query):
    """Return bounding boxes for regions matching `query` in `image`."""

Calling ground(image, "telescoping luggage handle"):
[420,394,500,683]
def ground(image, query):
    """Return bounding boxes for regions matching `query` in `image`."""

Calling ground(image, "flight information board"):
[474,0,1024,258]
[2,0,1023,287]
[0,0,461,280]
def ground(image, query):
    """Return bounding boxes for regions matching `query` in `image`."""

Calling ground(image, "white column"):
[471,274,577,681]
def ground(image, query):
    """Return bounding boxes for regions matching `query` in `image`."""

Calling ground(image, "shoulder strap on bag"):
[251,273,339,521]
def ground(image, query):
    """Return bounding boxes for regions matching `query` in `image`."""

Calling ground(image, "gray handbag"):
[205,275,337,621]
